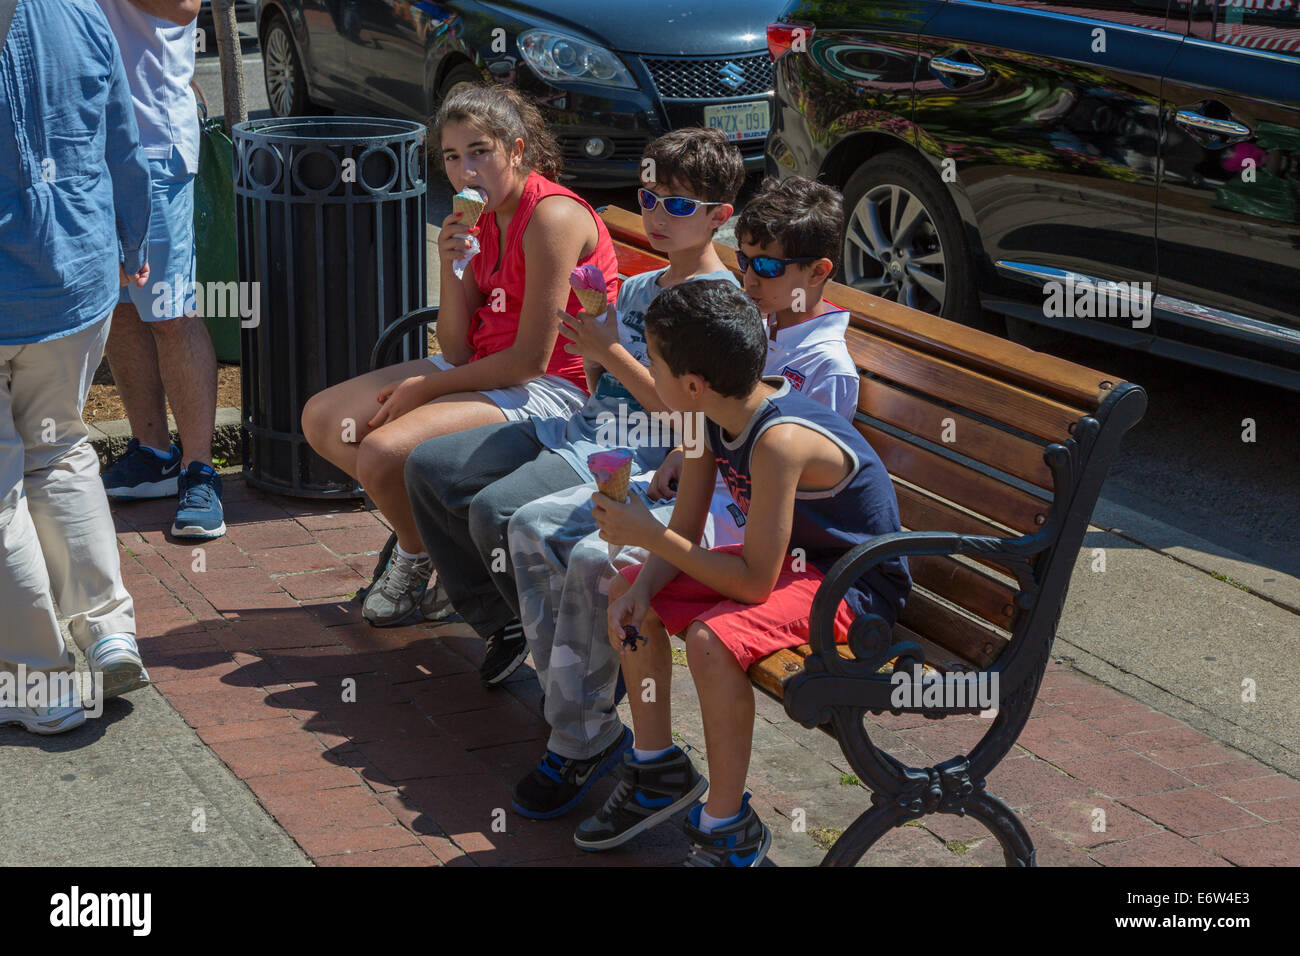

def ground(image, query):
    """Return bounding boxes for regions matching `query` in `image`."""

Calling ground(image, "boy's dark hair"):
[645,281,766,398]
[736,176,845,270]
[642,128,746,205]
[433,84,562,181]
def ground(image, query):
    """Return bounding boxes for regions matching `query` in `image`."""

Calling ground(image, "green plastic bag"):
[192,86,241,362]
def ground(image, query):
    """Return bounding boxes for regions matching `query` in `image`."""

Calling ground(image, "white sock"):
[699,807,743,833]
[632,745,674,763]
[395,544,428,562]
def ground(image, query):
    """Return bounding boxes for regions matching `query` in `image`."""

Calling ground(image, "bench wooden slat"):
[896,482,1015,540]
[845,331,1086,444]
[858,422,1049,536]
[612,240,669,279]
[858,375,1054,491]
[899,590,1009,670]
[601,204,1119,411]
[908,554,1018,630]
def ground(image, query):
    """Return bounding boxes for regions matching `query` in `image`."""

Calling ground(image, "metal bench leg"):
[956,792,1037,867]
[821,797,911,867]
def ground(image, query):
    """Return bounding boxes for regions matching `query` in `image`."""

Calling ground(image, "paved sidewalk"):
[51,472,1294,867]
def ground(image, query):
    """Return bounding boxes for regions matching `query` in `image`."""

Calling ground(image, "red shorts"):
[619,544,858,671]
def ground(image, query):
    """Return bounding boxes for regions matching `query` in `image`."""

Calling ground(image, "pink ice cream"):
[588,448,633,485]
[569,263,606,293]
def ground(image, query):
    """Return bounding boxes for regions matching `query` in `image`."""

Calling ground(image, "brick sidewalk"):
[110,477,1300,866]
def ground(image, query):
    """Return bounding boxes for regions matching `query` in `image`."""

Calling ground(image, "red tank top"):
[468,170,619,391]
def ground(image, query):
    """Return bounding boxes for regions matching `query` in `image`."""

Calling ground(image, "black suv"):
[256,0,786,187]
[766,0,1300,391]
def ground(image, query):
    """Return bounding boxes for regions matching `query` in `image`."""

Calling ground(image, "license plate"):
[703,101,770,143]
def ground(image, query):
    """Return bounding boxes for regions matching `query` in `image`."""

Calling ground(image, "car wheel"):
[840,150,984,327]
[262,16,311,118]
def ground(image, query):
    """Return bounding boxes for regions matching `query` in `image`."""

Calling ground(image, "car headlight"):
[517,29,636,89]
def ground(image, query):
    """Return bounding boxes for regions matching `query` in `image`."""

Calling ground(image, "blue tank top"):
[704,377,912,625]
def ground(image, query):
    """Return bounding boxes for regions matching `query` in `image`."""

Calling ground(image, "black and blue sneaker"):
[681,793,771,867]
[512,725,633,820]
[102,438,182,500]
[573,746,707,851]
[172,461,226,539]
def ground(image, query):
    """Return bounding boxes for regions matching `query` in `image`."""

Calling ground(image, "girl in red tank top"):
[468,170,617,388]
[300,85,619,624]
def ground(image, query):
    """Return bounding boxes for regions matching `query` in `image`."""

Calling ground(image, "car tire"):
[839,150,988,330]
[431,62,483,118]
[262,15,314,118]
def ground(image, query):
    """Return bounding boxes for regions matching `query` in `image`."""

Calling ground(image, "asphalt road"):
[195,26,1300,584]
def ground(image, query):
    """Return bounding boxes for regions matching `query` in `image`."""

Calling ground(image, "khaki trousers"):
[0,317,134,675]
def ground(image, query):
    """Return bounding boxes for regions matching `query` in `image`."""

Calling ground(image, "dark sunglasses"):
[636,187,723,217]
[736,251,822,279]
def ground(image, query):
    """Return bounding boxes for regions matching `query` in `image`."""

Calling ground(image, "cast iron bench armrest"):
[369,306,440,372]
[785,528,1048,729]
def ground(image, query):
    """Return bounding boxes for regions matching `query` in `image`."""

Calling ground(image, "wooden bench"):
[597,205,1148,867]
[372,204,1148,866]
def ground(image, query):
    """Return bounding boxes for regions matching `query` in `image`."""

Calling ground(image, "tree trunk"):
[210,0,247,131]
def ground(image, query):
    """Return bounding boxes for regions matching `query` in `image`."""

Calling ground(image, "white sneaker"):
[0,681,86,735]
[87,633,151,699]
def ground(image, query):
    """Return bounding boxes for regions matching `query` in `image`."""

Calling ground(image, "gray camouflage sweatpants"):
[508,478,730,760]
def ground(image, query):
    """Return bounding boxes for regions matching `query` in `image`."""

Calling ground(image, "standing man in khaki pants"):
[0,0,154,733]
[97,0,226,540]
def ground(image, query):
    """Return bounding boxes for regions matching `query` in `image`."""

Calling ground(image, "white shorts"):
[427,354,587,422]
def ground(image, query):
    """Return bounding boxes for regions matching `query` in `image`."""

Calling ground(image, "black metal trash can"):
[233,116,427,497]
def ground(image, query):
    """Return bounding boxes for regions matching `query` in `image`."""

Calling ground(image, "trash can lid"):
[233,116,426,145]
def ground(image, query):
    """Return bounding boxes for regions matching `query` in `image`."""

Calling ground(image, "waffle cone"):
[452,193,485,226]
[574,287,609,316]
[596,461,631,503]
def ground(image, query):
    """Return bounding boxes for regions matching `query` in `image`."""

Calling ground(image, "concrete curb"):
[89,406,243,467]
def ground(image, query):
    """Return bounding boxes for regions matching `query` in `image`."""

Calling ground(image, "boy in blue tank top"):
[583,279,911,866]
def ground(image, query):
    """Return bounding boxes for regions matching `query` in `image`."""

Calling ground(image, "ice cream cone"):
[574,287,609,316]
[595,460,631,503]
[452,188,485,227]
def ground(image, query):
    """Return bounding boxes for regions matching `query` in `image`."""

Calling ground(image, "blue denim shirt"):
[0,0,151,345]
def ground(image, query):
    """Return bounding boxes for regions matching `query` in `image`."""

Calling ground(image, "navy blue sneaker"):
[102,438,182,499]
[681,793,771,867]
[573,746,708,851]
[172,462,226,539]
[512,726,633,820]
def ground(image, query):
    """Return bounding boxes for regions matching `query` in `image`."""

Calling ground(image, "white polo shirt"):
[764,305,860,421]
[96,0,200,174]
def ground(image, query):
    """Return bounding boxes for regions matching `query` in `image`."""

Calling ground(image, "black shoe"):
[480,620,528,687]
[681,793,771,867]
[512,726,633,820]
[573,747,707,851]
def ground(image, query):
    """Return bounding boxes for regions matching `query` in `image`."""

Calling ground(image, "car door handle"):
[930,57,986,79]
[1174,110,1251,141]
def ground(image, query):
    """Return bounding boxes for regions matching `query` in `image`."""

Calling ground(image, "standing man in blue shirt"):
[96,0,226,540]
[0,0,154,733]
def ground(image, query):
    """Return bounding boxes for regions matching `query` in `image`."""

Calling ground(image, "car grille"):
[642,53,773,100]
[559,133,649,163]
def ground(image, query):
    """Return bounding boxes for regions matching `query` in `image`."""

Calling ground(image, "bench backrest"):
[598,206,1146,684]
